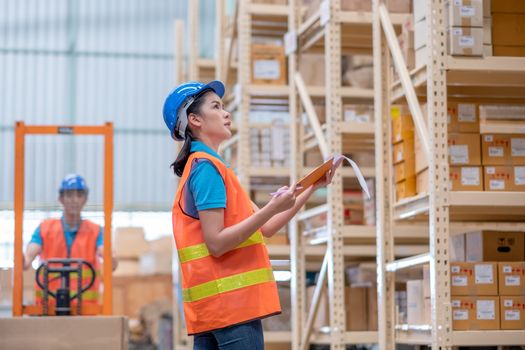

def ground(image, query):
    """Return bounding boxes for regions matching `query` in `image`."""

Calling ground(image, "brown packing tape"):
[465,48,473,55]
[461,18,473,27]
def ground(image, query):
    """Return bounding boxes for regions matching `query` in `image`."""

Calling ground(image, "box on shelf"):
[395,157,416,183]
[407,280,431,325]
[447,102,480,133]
[479,104,525,122]
[114,227,149,259]
[448,133,482,166]
[341,0,411,13]
[482,134,525,165]
[449,27,483,56]
[451,234,466,262]
[114,259,140,277]
[449,166,483,191]
[299,53,325,86]
[393,138,415,164]
[465,231,525,262]
[344,104,373,123]
[452,296,500,330]
[483,0,490,15]
[345,286,368,331]
[416,168,429,194]
[395,176,416,201]
[500,296,525,330]
[484,166,525,192]
[391,106,414,144]
[499,262,525,296]
[447,0,483,27]
[493,46,525,57]
[251,44,286,85]
[491,0,525,14]
[492,14,525,47]
[450,262,498,295]
[367,285,378,331]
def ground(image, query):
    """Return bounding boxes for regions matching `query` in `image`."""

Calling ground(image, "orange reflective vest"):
[36,219,100,310]
[172,151,281,335]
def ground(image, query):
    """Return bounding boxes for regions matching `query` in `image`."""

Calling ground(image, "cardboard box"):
[450,262,498,295]
[113,275,172,318]
[449,166,483,191]
[451,234,466,262]
[448,0,484,27]
[114,227,149,259]
[448,133,482,165]
[149,236,173,253]
[407,280,427,325]
[395,157,416,183]
[416,168,429,194]
[251,44,286,85]
[391,106,414,144]
[493,46,525,57]
[492,14,525,46]
[414,19,427,50]
[500,296,525,330]
[452,296,500,330]
[114,259,140,277]
[482,134,525,165]
[491,0,525,14]
[447,102,480,133]
[483,17,492,45]
[345,286,368,331]
[299,53,325,85]
[0,316,128,350]
[367,285,378,331]
[449,27,483,56]
[396,176,416,201]
[484,166,525,191]
[499,262,525,296]
[393,138,415,164]
[465,231,525,262]
[139,251,172,276]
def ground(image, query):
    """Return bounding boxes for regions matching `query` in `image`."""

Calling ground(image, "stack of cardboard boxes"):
[391,105,416,200]
[414,0,490,68]
[491,1,525,57]
[450,230,525,330]
[251,43,287,85]
[406,266,431,326]
[250,119,291,168]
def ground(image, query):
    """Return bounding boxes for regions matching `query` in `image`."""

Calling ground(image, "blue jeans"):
[193,319,264,350]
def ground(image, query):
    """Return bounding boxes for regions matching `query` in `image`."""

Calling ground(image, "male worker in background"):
[23,174,117,308]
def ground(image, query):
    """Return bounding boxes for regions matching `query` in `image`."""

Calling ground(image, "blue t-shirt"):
[182,141,227,218]
[30,217,103,256]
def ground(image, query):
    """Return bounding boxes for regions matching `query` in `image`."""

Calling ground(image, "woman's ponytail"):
[171,129,194,177]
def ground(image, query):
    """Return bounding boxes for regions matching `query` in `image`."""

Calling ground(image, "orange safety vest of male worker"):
[35,219,100,311]
[172,151,281,335]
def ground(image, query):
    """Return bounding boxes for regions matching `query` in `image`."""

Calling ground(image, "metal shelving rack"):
[286,1,418,349]
[373,0,525,349]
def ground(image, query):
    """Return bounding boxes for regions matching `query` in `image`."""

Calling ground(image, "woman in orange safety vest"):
[163,81,341,349]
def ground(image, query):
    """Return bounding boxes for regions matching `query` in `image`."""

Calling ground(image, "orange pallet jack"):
[12,122,114,316]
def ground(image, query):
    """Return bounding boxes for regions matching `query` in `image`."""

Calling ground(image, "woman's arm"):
[200,184,299,257]
[259,185,316,237]
[23,243,42,270]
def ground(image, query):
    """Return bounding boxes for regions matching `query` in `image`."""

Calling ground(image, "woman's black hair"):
[171,89,212,177]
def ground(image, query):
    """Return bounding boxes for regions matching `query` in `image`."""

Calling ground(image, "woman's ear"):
[188,113,202,129]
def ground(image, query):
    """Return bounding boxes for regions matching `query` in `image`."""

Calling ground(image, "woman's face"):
[194,92,232,142]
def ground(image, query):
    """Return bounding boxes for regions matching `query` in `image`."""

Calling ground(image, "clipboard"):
[296,157,334,195]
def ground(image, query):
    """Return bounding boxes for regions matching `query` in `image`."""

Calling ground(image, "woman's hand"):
[312,157,344,190]
[266,182,300,215]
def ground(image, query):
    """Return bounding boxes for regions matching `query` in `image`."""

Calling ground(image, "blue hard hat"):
[59,174,88,193]
[163,80,225,140]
